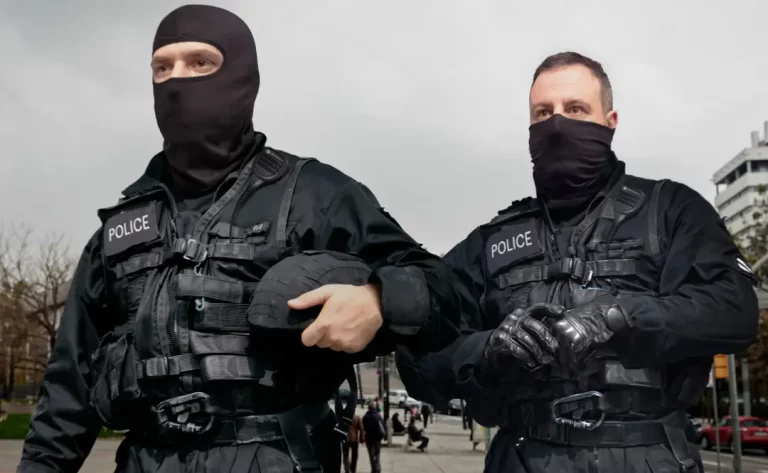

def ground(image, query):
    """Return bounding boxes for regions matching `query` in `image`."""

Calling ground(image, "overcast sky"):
[1,0,766,256]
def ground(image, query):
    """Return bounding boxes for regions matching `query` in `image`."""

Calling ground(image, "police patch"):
[103,204,160,257]
[485,222,543,275]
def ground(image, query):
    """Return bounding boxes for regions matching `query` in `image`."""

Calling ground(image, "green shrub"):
[0,414,125,440]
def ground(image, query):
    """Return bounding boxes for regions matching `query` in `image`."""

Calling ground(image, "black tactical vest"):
[89,148,347,431]
[479,174,708,420]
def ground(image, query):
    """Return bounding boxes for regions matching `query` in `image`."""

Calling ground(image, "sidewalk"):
[354,411,486,473]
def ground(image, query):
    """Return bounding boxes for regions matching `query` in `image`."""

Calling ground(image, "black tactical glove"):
[482,303,563,374]
[548,300,631,365]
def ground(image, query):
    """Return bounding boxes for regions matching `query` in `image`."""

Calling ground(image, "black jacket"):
[398,162,759,413]
[18,146,479,473]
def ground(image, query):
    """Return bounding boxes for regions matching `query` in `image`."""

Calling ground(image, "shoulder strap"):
[648,179,669,269]
[275,157,316,251]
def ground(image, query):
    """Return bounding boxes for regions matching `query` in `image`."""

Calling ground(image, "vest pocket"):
[90,331,143,430]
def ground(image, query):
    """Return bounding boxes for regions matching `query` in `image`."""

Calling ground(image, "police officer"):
[397,52,760,472]
[17,5,475,473]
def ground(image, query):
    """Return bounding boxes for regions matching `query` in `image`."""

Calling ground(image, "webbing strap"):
[193,303,251,332]
[136,354,199,379]
[175,274,246,304]
[209,243,256,261]
[114,252,163,278]
[279,405,325,473]
[200,355,275,386]
[508,388,666,429]
[189,331,250,356]
[275,158,314,251]
[136,352,276,386]
[208,221,270,240]
[496,257,636,288]
[171,238,260,262]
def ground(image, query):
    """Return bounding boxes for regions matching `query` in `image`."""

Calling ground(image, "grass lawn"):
[0,414,125,440]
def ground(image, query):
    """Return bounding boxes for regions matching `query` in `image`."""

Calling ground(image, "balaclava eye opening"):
[152,4,261,193]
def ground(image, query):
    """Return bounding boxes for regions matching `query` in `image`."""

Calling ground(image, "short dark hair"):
[532,51,613,112]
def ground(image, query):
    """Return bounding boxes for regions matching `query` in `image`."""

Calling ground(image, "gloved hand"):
[482,303,563,374]
[548,300,631,365]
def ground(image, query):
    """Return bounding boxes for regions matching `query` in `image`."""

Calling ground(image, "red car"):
[700,416,768,454]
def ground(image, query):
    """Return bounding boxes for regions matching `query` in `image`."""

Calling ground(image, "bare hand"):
[288,284,383,353]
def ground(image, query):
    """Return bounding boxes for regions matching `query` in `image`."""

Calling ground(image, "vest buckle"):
[551,391,607,431]
[182,239,208,263]
[154,391,214,434]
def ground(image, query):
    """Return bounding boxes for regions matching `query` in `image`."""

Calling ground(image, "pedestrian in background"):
[363,402,385,473]
[344,414,364,473]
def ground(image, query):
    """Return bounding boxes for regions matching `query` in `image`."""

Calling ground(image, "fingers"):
[489,330,536,370]
[527,303,565,321]
[491,325,549,369]
[301,308,330,347]
[288,285,334,310]
[503,339,539,370]
[520,316,559,355]
[508,325,553,366]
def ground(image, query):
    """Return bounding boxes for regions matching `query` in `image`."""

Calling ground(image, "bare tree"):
[0,225,74,398]
[24,233,73,353]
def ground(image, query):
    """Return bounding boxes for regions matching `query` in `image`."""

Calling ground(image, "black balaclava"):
[529,114,617,210]
[152,5,260,193]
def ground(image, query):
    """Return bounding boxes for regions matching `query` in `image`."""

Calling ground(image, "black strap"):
[188,331,250,356]
[496,257,636,288]
[524,409,695,463]
[175,274,247,304]
[208,221,270,240]
[648,180,668,270]
[114,251,163,278]
[136,353,199,379]
[278,403,328,473]
[525,415,668,447]
[137,353,276,386]
[660,409,698,470]
[136,400,331,451]
[334,366,359,440]
[199,354,275,386]
[276,158,314,252]
[505,388,666,428]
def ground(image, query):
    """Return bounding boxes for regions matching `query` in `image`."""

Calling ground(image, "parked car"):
[389,390,408,407]
[687,414,702,444]
[700,416,768,454]
[388,390,419,409]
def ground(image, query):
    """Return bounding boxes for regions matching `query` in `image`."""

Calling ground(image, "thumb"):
[288,285,334,310]
[301,318,327,347]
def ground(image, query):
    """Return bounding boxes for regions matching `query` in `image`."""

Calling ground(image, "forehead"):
[530,64,601,103]
[152,41,222,61]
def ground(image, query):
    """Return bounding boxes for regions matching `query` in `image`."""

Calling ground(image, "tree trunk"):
[7,354,16,401]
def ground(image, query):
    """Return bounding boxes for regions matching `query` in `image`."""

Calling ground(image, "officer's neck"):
[545,160,626,227]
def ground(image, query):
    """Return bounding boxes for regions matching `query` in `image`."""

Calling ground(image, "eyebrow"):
[151,48,222,66]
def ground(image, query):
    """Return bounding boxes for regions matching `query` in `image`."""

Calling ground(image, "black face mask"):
[529,114,617,209]
[152,5,260,193]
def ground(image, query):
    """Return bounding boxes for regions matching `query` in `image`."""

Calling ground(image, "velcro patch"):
[103,204,160,257]
[485,222,543,275]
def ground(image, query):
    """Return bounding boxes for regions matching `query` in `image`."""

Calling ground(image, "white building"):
[712,122,768,307]
[712,123,768,240]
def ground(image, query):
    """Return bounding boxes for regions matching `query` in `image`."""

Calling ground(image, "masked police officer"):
[17,5,477,473]
[397,52,759,473]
